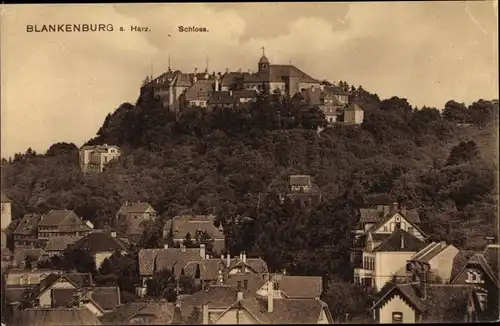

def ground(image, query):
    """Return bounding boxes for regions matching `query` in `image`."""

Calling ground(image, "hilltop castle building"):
[142,49,363,124]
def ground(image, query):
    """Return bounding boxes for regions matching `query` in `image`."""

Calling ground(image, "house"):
[163,214,225,253]
[342,103,364,125]
[100,301,180,324]
[193,281,333,324]
[43,236,83,257]
[207,91,236,109]
[65,231,129,267]
[137,249,268,296]
[116,201,157,237]
[255,274,323,299]
[79,144,121,173]
[451,242,499,321]
[184,79,216,108]
[232,89,258,106]
[13,213,42,249]
[10,306,101,326]
[37,210,92,243]
[30,272,121,316]
[353,227,428,291]
[292,86,345,124]
[1,193,12,248]
[371,281,485,323]
[289,175,312,193]
[353,203,425,239]
[403,241,461,284]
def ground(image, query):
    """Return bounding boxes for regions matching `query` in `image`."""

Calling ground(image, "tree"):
[228,77,245,91]
[146,268,177,301]
[446,140,479,166]
[183,232,195,248]
[442,100,468,123]
[194,230,215,255]
[46,142,78,156]
[467,99,498,126]
[61,248,97,274]
[300,106,326,130]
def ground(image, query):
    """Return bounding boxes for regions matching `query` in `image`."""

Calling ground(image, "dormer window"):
[466,270,484,284]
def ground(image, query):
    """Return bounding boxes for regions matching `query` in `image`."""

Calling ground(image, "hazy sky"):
[1,2,498,157]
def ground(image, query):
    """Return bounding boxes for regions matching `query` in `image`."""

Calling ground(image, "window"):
[243,280,248,290]
[273,282,280,290]
[466,270,484,283]
[392,312,403,323]
[383,226,388,232]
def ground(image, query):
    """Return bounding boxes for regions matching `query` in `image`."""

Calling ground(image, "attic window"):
[466,270,484,284]
[392,312,403,323]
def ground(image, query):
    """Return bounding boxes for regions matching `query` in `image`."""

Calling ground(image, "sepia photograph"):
[0,1,498,324]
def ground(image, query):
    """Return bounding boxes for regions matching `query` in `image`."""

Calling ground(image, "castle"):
[142,49,363,124]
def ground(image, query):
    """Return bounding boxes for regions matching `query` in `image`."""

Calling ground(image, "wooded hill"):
[2,84,498,281]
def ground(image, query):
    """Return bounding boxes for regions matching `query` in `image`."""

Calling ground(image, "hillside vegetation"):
[2,85,498,279]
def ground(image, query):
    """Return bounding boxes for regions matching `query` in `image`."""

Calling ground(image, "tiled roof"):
[413,242,449,263]
[91,287,121,311]
[185,79,215,102]
[226,273,268,294]
[373,283,475,323]
[227,258,269,274]
[232,89,258,99]
[11,307,101,326]
[118,202,154,214]
[359,206,421,224]
[373,229,427,252]
[324,85,349,96]
[184,259,227,281]
[220,72,252,86]
[138,248,203,277]
[38,210,76,226]
[208,91,235,105]
[13,214,42,235]
[165,215,224,240]
[100,301,175,325]
[80,144,120,151]
[68,232,128,254]
[271,275,323,298]
[44,236,82,252]
[481,244,499,282]
[217,296,330,324]
[179,285,241,318]
[39,273,93,294]
[289,175,311,186]
[1,193,12,203]
[263,65,319,84]
[450,250,476,281]
[13,248,44,266]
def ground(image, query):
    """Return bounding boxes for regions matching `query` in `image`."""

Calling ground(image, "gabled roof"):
[220,72,253,86]
[214,296,331,324]
[208,91,235,105]
[38,210,86,230]
[117,202,155,214]
[410,241,450,263]
[180,285,241,311]
[90,287,121,311]
[263,64,319,84]
[44,236,82,252]
[482,244,499,282]
[185,79,215,102]
[289,175,311,186]
[68,232,128,254]
[12,307,101,326]
[372,229,427,252]
[184,259,227,281]
[271,275,323,298]
[372,283,476,323]
[450,249,477,282]
[13,248,44,266]
[13,214,42,235]
[364,209,426,238]
[164,214,224,240]
[138,248,203,276]
[38,273,93,296]
[227,258,269,274]
[100,301,176,325]
[451,246,499,287]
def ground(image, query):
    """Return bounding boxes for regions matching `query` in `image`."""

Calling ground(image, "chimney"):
[227,253,231,266]
[237,291,243,301]
[392,202,399,213]
[215,76,219,91]
[164,244,169,249]
[200,244,206,259]
[239,252,243,261]
[383,205,390,216]
[242,252,247,263]
[225,68,229,73]
[202,304,209,325]
[110,231,117,238]
[419,271,427,299]
[400,233,405,249]
[267,280,274,312]
[221,254,225,261]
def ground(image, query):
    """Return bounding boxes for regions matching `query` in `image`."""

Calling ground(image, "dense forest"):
[1,81,498,320]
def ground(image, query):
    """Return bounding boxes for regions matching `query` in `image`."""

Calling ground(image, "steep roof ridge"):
[411,242,439,261]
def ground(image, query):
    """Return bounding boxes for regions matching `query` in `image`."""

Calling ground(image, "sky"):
[1,2,498,158]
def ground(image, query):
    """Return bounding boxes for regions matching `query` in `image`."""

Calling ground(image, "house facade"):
[353,228,428,291]
[1,193,12,248]
[13,214,42,249]
[163,214,225,253]
[115,201,157,237]
[79,144,120,173]
[37,210,92,244]
[343,103,365,125]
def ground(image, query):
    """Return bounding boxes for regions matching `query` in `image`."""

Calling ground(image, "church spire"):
[261,46,265,57]
[168,53,171,72]
[205,55,209,73]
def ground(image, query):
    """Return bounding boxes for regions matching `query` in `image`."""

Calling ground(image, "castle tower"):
[258,46,270,72]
